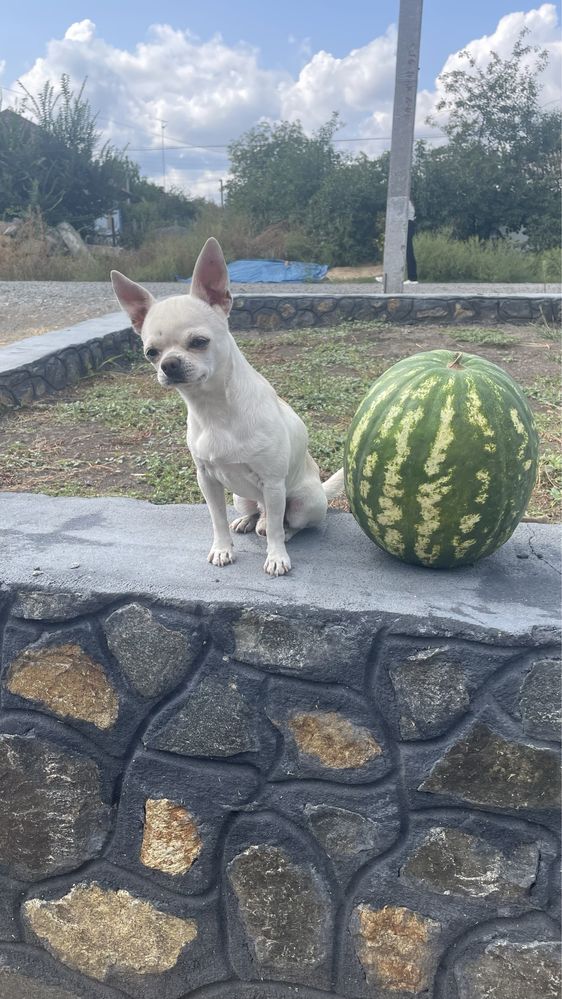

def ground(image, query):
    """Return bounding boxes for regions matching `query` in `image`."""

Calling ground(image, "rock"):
[352,904,441,994]
[419,723,560,811]
[11,590,104,620]
[400,827,539,901]
[140,798,202,875]
[305,803,399,858]
[6,642,119,729]
[56,222,90,256]
[23,882,198,980]
[455,940,561,999]
[0,734,111,881]
[233,609,369,685]
[227,845,330,970]
[0,969,80,999]
[389,646,470,739]
[519,658,561,741]
[146,675,258,757]
[286,711,381,769]
[103,603,202,698]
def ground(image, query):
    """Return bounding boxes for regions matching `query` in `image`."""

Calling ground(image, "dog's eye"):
[190,337,209,349]
[145,347,159,359]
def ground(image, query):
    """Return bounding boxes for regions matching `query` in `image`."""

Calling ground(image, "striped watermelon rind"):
[344,349,539,568]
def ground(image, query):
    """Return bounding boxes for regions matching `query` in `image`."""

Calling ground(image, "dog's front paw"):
[208,544,235,567]
[264,551,291,576]
[230,514,258,534]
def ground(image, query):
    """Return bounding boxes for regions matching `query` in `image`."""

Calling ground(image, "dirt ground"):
[0,319,560,522]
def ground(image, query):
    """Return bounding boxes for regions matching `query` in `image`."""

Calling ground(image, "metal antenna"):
[160,120,167,191]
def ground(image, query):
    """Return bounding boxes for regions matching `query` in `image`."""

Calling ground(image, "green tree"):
[0,75,200,239]
[0,75,134,231]
[226,114,341,229]
[305,153,389,265]
[415,30,561,249]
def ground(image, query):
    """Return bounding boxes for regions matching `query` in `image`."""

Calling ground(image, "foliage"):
[0,75,200,241]
[226,115,341,229]
[226,115,389,265]
[0,75,135,233]
[304,154,388,265]
[415,230,560,283]
[415,30,561,249]
[120,180,201,247]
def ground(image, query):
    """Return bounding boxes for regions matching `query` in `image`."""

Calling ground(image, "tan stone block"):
[454,304,476,319]
[7,643,119,729]
[353,904,441,993]
[279,302,297,318]
[24,883,197,980]
[140,798,203,875]
[287,711,381,769]
[314,299,336,314]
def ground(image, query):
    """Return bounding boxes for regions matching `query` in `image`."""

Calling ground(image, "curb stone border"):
[0,293,560,411]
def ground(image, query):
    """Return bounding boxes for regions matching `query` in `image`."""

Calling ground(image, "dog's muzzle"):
[160,355,186,383]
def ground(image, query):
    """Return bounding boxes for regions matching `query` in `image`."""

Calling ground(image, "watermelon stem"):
[448,352,464,369]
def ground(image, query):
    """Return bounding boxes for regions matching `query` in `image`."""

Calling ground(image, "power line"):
[126,133,447,152]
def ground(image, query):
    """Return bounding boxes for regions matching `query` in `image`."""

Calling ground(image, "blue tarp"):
[176,258,329,284]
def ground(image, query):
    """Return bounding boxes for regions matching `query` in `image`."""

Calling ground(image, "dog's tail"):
[322,467,345,501]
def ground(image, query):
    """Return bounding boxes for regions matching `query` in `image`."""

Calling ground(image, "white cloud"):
[6,6,560,200]
[280,25,397,132]
[421,3,562,132]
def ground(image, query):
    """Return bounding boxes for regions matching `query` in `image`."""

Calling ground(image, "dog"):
[111,237,344,575]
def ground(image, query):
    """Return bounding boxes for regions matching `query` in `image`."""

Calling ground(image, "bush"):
[416,230,561,283]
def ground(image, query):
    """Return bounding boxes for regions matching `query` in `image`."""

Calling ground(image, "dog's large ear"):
[111,271,155,335]
[190,237,232,316]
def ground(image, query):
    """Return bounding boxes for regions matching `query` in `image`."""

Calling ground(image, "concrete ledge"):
[1,493,560,642]
[0,494,560,996]
[0,292,560,411]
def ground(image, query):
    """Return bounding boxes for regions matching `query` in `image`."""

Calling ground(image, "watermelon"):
[344,349,538,568]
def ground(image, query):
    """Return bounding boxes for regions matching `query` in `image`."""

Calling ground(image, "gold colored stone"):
[24,883,197,980]
[140,798,203,875]
[287,711,382,769]
[354,904,441,993]
[454,304,476,319]
[7,643,119,729]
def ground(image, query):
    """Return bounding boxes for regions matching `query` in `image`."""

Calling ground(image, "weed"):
[416,230,561,284]
[446,328,514,347]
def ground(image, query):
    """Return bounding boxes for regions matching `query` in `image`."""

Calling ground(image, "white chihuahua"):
[111,237,343,575]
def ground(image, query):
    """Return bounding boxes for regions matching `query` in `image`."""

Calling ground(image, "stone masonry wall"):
[0,588,559,998]
[228,293,562,332]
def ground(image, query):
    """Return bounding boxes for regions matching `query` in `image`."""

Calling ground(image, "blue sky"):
[2,2,560,199]
[4,0,559,86]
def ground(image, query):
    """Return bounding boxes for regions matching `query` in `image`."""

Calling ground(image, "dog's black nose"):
[161,355,183,381]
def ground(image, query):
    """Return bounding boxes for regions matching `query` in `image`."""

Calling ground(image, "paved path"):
[1,279,560,348]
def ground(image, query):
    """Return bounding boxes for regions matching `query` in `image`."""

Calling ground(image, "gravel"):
[0,279,559,348]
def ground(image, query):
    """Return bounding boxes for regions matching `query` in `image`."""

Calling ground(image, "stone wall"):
[228,292,561,332]
[0,500,560,999]
[1,293,560,411]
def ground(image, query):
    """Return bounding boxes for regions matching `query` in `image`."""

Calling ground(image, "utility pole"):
[160,121,167,191]
[219,179,224,209]
[382,0,423,293]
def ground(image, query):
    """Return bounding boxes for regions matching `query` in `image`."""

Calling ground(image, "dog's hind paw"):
[264,551,291,576]
[230,514,259,534]
[208,545,235,567]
